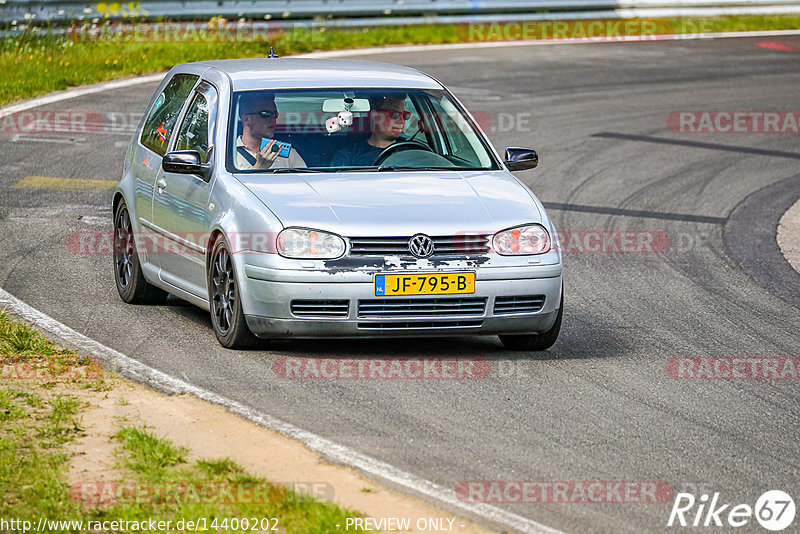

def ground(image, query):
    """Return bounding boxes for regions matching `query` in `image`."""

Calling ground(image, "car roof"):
[185,58,443,91]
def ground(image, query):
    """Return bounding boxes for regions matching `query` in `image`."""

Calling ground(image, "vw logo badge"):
[408,234,435,258]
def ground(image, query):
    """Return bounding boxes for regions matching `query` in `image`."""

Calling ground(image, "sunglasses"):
[250,109,279,119]
[377,109,412,121]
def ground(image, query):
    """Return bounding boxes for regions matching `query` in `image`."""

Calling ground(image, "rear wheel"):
[499,287,563,351]
[208,236,259,349]
[113,201,168,304]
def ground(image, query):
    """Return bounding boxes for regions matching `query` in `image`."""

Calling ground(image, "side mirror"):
[162,150,211,180]
[504,147,538,171]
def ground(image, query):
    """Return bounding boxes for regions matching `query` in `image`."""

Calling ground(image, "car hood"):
[234,170,543,236]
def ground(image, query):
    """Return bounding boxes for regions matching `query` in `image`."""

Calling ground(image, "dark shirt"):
[329,140,386,167]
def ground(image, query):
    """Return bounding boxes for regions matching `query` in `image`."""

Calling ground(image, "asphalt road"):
[2,36,799,533]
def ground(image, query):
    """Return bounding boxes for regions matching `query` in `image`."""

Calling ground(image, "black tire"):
[499,288,563,351]
[113,201,168,304]
[208,236,260,349]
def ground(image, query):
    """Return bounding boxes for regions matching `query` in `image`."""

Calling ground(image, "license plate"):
[374,272,475,296]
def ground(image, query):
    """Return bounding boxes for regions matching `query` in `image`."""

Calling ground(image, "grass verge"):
[2,14,800,107]
[0,310,367,533]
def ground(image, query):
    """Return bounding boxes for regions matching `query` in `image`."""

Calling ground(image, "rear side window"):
[140,74,197,156]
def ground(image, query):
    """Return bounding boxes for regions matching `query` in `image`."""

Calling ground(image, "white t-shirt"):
[235,136,306,170]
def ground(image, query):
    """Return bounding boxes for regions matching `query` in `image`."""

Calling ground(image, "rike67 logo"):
[668,490,795,531]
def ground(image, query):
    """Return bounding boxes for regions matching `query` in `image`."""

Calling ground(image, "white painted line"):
[11,134,84,144]
[0,74,164,114]
[0,287,563,534]
[299,28,800,58]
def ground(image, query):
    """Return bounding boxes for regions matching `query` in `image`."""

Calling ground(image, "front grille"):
[493,295,546,315]
[290,300,349,318]
[358,297,487,319]
[357,320,483,330]
[348,234,491,256]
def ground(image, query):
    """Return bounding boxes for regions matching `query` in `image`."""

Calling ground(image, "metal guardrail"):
[2,0,800,24]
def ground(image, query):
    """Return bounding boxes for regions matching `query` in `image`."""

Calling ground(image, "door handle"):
[156,178,167,192]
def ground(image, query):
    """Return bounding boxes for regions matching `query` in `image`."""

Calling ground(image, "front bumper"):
[238,258,563,339]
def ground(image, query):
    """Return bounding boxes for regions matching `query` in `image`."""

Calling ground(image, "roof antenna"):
[268,47,279,59]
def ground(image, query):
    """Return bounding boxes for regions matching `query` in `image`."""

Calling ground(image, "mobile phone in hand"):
[260,138,292,158]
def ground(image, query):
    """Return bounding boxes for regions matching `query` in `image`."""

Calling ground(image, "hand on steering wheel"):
[373,140,434,166]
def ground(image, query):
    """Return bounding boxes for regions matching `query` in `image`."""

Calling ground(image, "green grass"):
[0,311,370,533]
[0,310,105,385]
[3,388,45,409]
[0,388,29,421]
[0,310,63,356]
[90,426,367,533]
[196,457,244,477]
[115,426,187,480]
[0,392,85,523]
[1,14,799,106]
[37,394,83,447]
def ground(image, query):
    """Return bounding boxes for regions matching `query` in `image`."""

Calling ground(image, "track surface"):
[2,37,800,533]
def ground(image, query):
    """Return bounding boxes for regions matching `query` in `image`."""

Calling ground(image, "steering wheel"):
[373,140,434,166]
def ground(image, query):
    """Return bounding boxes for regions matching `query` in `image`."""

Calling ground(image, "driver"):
[235,92,306,170]
[329,93,410,167]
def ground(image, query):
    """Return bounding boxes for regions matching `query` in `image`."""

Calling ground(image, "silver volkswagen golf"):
[113,58,563,350]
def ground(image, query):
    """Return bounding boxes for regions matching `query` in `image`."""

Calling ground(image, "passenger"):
[329,94,410,167]
[235,92,306,170]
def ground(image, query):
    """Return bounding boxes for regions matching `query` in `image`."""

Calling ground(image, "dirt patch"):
[65,378,498,534]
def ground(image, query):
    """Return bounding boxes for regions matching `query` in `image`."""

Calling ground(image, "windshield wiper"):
[333,167,377,172]
[269,168,326,173]
[376,165,457,172]
[334,166,458,172]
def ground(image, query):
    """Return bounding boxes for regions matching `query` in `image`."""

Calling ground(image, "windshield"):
[227,88,499,172]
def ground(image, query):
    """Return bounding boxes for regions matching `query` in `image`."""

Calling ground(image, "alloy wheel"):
[210,245,235,334]
[114,207,134,290]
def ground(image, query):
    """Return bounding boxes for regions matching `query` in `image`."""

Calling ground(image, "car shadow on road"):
[161,296,627,360]
[267,311,627,361]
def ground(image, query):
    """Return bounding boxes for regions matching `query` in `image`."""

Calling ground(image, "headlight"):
[493,224,551,255]
[277,228,345,259]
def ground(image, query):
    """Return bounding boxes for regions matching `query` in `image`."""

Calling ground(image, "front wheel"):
[499,288,563,351]
[208,236,260,349]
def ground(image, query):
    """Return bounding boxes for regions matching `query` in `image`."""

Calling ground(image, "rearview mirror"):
[504,147,538,171]
[322,98,370,113]
[163,150,211,180]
